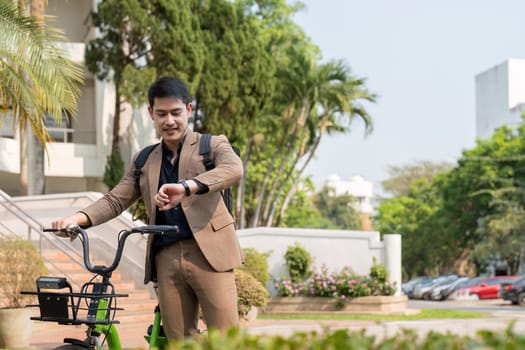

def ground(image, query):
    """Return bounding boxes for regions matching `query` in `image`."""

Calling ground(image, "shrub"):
[370,256,389,282]
[240,248,270,287]
[284,242,312,283]
[235,269,269,318]
[166,323,525,349]
[0,235,48,308]
[102,148,125,190]
[273,278,306,297]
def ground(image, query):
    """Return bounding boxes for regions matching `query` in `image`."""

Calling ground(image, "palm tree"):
[273,61,376,225]
[0,2,83,194]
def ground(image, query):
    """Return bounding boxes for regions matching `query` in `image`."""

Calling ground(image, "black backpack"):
[133,134,239,215]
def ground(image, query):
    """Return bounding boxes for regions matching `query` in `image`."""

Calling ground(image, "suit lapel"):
[146,144,162,222]
[179,130,199,179]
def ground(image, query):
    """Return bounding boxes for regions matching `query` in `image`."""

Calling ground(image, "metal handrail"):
[0,189,83,266]
[0,191,148,288]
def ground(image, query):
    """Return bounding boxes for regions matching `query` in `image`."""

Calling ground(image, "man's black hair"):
[148,76,191,107]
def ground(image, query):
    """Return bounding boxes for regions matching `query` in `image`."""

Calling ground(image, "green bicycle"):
[23,224,179,350]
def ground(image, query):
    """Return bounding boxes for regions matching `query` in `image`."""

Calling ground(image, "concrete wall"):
[475,58,525,140]
[237,227,402,296]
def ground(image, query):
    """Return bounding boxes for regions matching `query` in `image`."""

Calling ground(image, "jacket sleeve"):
[192,135,243,193]
[79,153,142,226]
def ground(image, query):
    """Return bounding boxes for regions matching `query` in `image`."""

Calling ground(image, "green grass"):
[258,308,489,321]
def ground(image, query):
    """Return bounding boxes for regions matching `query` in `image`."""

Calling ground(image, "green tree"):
[313,185,362,230]
[85,0,157,189]
[249,47,375,227]
[82,0,375,231]
[381,160,453,198]
[376,179,446,278]
[444,121,525,274]
[273,58,376,225]
[281,178,332,228]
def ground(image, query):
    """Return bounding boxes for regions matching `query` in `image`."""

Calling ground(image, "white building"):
[0,0,157,196]
[475,58,525,140]
[323,174,374,230]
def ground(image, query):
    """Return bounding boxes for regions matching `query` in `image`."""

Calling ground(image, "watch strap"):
[180,180,191,196]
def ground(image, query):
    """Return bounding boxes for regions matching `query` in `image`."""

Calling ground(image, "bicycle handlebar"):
[44,225,179,275]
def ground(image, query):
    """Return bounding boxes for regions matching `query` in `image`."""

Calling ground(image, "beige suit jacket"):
[80,130,244,283]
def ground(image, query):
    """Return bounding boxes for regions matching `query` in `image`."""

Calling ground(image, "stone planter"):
[244,306,259,321]
[263,295,408,315]
[0,307,34,348]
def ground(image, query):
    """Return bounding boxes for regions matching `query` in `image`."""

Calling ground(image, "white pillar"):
[383,234,402,296]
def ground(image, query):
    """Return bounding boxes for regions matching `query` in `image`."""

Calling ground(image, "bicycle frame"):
[23,225,178,350]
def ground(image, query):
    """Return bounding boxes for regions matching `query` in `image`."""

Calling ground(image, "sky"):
[292,0,525,194]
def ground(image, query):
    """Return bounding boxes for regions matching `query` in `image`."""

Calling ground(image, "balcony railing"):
[48,127,75,143]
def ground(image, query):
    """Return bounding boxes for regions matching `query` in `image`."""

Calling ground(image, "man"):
[52,76,244,339]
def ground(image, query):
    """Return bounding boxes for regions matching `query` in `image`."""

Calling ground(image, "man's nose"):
[165,115,176,124]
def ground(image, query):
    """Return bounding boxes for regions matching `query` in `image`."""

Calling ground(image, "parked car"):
[501,276,525,305]
[469,276,517,299]
[412,275,458,300]
[431,276,469,301]
[402,276,429,297]
[447,276,485,300]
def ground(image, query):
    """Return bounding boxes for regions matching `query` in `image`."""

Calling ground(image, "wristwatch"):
[180,180,191,197]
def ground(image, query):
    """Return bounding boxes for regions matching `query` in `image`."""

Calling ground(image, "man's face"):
[148,97,192,144]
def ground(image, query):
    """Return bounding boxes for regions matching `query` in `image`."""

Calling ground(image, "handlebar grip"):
[131,225,180,235]
[44,225,83,235]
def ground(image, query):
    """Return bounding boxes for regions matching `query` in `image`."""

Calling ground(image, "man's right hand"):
[51,212,90,240]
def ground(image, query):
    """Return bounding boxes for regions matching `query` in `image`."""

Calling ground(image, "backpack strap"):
[199,134,214,171]
[134,143,159,191]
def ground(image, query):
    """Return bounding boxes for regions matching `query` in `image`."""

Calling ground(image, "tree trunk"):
[27,0,45,195]
[19,126,28,195]
[265,138,305,226]
[249,125,289,227]
[276,119,328,225]
[112,87,121,155]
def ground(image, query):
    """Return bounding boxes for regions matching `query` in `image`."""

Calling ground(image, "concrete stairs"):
[39,249,159,326]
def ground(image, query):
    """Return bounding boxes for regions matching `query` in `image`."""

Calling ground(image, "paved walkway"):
[28,310,525,349]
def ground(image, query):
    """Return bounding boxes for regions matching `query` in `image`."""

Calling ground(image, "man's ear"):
[187,102,193,113]
[148,106,154,120]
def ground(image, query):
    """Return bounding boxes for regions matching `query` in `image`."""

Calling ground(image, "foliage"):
[234,269,269,318]
[312,185,362,230]
[273,278,306,297]
[163,323,525,349]
[85,0,157,156]
[80,0,375,229]
[130,198,148,223]
[281,180,333,228]
[0,1,82,146]
[375,116,525,278]
[102,147,125,190]
[369,256,389,282]
[380,160,454,198]
[284,242,312,283]
[0,235,47,308]
[375,172,457,278]
[239,248,270,287]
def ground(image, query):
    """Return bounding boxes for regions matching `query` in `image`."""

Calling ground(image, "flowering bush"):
[273,263,396,309]
[273,277,306,297]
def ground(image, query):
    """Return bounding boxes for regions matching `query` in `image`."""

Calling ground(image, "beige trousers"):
[155,238,239,339]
